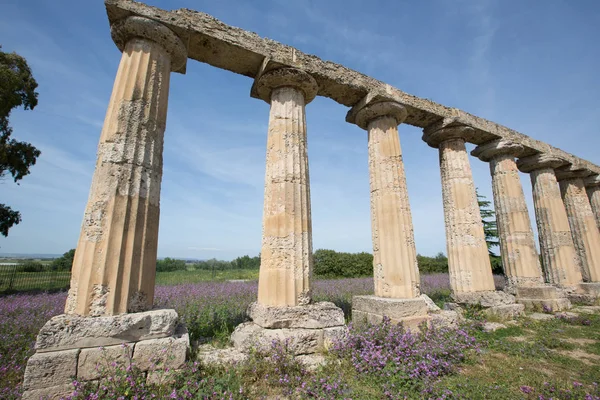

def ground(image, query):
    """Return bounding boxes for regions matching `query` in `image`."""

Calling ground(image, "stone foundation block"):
[579,282,600,297]
[323,326,348,349]
[22,348,79,390]
[452,290,515,307]
[132,326,189,371]
[431,310,463,329]
[516,285,561,300]
[515,285,571,311]
[78,344,133,381]
[231,322,324,355]
[196,344,248,366]
[517,297,572,312]
[352,295,429,319]
[248,301,345,329]
[484,304,525,320]
[36,309,179,352]
[21,383,74,400]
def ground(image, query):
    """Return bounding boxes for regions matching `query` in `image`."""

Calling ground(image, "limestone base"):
[22,309,189,400]
[351,295,434,330]
[229,301,347,356]
[568,283,600,305]
[515,285,572,312]
[452,290,516,307]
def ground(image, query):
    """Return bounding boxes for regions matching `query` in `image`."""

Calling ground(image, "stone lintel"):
[248,301,345,329]
[555,164,596,181]
[471,139,527,162]
[517,153,569,173]
[103,0,599,176]
[254,67,318,104]
[422,119,478,148]
[584,175,600,188]
[35,309,179,352]
[352,295,429,320]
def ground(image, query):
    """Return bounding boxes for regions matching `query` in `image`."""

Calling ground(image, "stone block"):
[147,369,180,385]
[78,344,133,381]
[516,285,560,300]
[21,383,74,400]
[23,349,79,390]
[323,326,347,350]
[453,290,515,307]
[482,322,507,333]
[528,313,555,321]
[36,309,179,352]
[517,297,572,312]
[196,344,248,366]
[230,322,323,355]
[132,328,189,371]
[352,295,429,319]
[248,301,345,329]
[420,294,441,311]
[578,282,600,296]
[431,310,463,329]
[484,304,525,320]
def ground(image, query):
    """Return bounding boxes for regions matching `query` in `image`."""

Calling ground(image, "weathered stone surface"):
[65,19,181,315]
[196,344,248,366]
[516,286,561,300]
[431,310,462,329]
[579,282,600,296]
[424,126,495,294]
[296,354,327,371]
[420,294,441,311]
[248,301,345,329]
[36,309,179,352]
[528,312,555,321]
[452,290,515,307]
[559,177,600,282]
[21,384,75,400]
[585,178,600,230]
[482,322,507,333]
[257,69,315,307]
[517,298,572,312]
[356,101,420,299]
[22,349,79,390]
[515,285,572,311]
[78,344,133,381]
[352,295,429,319]
[484,304,525,320]
[572,305,600,314]
[323,326,348,350]
[132,328,189,371]
[230,322,323,355]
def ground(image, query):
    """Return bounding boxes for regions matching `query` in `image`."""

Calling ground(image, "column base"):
[515,285,572,312]
[22,309,189,400]
[230,302,347,356]
[452,290,525,320]
[568,283,600,305]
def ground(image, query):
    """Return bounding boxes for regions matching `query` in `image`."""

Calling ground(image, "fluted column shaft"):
[560,178,600,282]
[438,138,496,293]
[489,154,544,288]
[256,68,318,307]
[585,182,600,230]
[355,102,419,299]
[65,17,187,316]
[528,168,582,286]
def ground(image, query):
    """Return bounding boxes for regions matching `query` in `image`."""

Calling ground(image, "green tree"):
[477,189,503,273]
[156,257,187,272]
[51,249,76,271]
[0,45,40,236]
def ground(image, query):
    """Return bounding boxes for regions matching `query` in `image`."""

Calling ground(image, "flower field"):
[1,274,599,399]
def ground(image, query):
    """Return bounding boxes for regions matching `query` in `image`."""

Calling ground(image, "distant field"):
[0,269,70,293]
[155,268,260,285]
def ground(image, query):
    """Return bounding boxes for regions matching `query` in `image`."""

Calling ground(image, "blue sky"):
[1,0,599,260]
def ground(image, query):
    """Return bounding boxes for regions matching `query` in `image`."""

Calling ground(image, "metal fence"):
[0,265,71,293]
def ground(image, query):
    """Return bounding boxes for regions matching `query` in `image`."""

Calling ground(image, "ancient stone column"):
[254,68,318,307]
[517,155,582,288]
[584,176,600,230]
[64,16,187,316]
[422,123,496,296]
[557,168,600,283]
[353,101,420,299]
[471,140,543,290]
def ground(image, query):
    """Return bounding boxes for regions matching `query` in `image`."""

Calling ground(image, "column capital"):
[353,101,407,130]
[422,119,477,148]
[584,175,600,188]
[555,164,596,181]
[471,139,527,162]
[111,16,187,73]
[255,68,318,104]
[517,153,568,173]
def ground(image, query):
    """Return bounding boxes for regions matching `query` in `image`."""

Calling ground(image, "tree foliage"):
[51,249,76,271]
[477,189,503,274]
[313,249,373,278]
[156,257,187,272]
[0,45,40,236]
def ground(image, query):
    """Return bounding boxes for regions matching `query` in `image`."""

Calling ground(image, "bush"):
[17,261,44,272]
[50,249,75,271]
[156,257,187,272]
[313,249,373,278]
[417,252,448,273]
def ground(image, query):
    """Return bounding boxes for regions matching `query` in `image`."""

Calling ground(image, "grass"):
[155,268,259,285]
[0,269,70,293]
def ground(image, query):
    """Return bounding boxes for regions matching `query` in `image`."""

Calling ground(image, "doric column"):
[64,17,187,316]
[471,140,544,291]
[584,175,600,231]
[556,167,600,282]
[423,122,496,294]
[517,155,582,287]
[353,101,420,299]
[254,68,318,307]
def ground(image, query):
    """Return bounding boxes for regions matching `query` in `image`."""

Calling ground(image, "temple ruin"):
[21,1,600,398]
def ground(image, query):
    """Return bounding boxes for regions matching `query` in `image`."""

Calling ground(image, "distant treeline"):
[156,254,261,272]
[7,249,75,272]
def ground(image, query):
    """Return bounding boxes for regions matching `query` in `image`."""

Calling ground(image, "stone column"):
[472,141,570,310]
[254,68,318,307]
[584,176,600,231]
[64,17,187,317]
[354,101,420,299]
[517,155,583,288]
[422,123,496,296]
[557,168,600,283]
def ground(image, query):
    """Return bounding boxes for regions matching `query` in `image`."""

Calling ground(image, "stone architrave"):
[422,122,496,295]
[471,140,544,290]
[556,167,600,283]
[517,155,582,288]
[584,175,600,231]
[353,101,420,299]
[64,16,187,316]
[254,68,318,307]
